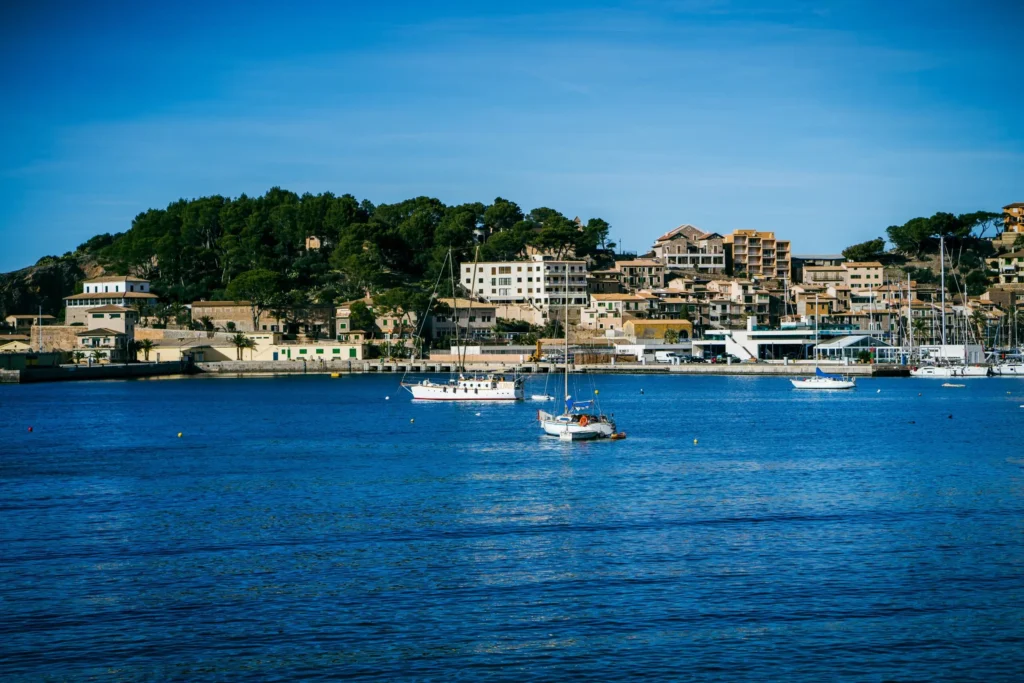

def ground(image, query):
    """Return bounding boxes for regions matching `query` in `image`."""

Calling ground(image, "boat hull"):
[538,411,615,440]
[405,378,524,401]
[993,363,1024,376]
[910,366,990,378]
[790,378,856,390]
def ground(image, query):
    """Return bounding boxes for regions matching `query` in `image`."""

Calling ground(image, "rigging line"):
[400,249,453,387]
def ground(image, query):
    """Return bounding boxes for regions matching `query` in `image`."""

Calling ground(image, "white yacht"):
[790,367,856,390]
[405,374,524,401]
[910,365,990,378]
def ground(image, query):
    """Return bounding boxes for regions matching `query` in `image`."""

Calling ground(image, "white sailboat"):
[401,249,525,401]
[790,293,856,390]
[790,367,857,390]
[910,236,991,379]
[538,266,619,440]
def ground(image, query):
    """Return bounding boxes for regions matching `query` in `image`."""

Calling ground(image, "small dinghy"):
[531,394,555,401]
[941,382,965,388]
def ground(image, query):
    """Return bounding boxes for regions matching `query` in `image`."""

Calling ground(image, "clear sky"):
[2,0,1022,272]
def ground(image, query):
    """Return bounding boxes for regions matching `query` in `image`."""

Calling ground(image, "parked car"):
[654,351,684,364]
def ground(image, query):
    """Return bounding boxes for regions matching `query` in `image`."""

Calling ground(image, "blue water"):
[2,374,1023,680]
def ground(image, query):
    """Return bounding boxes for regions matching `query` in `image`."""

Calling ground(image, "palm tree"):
[89,349,104,364]
[664,328,680,345]
[200,316,215,336]
[230,331,247,360]
[72,350,85,364]
[911,317,929,345]
[138,338,155,361]
[969,309,988,346]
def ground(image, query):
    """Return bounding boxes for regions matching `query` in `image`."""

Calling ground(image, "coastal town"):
[2,202,1023,382]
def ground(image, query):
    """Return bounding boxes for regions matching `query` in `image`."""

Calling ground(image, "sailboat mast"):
[564,262,569,401]
[814,292,819,363]
[449,250,461,372]
[907,274,913,361]
[940,235,947,347]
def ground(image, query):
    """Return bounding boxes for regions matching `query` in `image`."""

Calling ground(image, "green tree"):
[72,350,85,364]
[226,269,281,332]
[842,237,886,262]
[664,328,680,344]
[349,300,377,335]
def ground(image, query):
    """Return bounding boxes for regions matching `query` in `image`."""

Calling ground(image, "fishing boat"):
[790,367,857,390]
[538,267,618,440]
[407,374,524,400]
[401,248,525,401]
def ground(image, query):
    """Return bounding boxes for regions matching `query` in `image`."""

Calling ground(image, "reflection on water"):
[1,375,1023,680]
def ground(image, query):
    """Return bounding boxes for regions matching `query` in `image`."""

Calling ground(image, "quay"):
[192,359,906,377]
[1,359,907,384]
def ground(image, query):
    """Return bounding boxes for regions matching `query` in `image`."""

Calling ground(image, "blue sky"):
[2,0,1022,271]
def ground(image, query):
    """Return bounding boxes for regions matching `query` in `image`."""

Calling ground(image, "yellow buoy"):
[331,372,340,378]
[693,438,698,445]
[177,432,182,438]
[594,390,599,395]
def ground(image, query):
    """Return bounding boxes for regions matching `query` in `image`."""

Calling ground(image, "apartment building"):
[614,260,666,290]
[993,249,1024,285]
[651,224,726,273]
[724,230,791,280]
[460,255,588,310]
[1004,203,1024,234]
[580,293,651,331]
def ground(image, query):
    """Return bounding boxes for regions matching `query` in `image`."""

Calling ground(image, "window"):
[92,314,103,319]
[300,349,307,354]
[499,266,511,274]
[110,313,121,319]
[349,348,357,358]
[498,278,511,286]
[339,322,347,329]
[316,349,324,354]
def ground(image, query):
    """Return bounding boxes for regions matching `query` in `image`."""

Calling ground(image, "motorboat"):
[404,374,524,401]
[790,367,856,390]
[531,394,555,401]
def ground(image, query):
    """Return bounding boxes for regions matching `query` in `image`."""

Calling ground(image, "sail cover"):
[815,367,842,380]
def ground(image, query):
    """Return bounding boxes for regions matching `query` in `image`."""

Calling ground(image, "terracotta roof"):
[616,260,663,267]
[65,292,157,300]
[844,261,884,268]
[591,293,647,301]
[85,275,149,283]
[5,314,56,320]
[1003,202,1024,209]
[655,224,704,243]
[75,328,124,336]
[85,305,134,313]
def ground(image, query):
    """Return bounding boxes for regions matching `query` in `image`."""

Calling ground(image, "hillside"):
[0,189,612,320]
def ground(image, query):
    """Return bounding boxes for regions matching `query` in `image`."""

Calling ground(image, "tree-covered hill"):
[1,188,611,320]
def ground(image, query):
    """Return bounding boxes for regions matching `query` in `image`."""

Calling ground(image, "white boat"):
[910,365,990,378]
[538,267,620,441]
[941,382,965,388]
[404,374,524,401]
[539,406,616,440]
[790,367,856,390]
[993,362,1024,376]
[531,394,555,401]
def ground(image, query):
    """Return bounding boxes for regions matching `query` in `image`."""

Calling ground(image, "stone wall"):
[31,326,81,353]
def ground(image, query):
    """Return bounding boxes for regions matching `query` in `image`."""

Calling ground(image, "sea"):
[2,373,1023,681]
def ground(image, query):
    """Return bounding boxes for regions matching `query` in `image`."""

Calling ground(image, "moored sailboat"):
[538,264,620,440]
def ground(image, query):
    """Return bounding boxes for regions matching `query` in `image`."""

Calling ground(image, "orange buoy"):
[27,426,33,433]
[579,416,589,427]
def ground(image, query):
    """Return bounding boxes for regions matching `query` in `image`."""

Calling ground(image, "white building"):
[64,275,158,325]
[460,255,587,312]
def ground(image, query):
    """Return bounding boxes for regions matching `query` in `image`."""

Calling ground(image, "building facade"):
[724,230,792,280]
[65,275,158,325]
[460,256,588,310]
[651,225,726,273]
